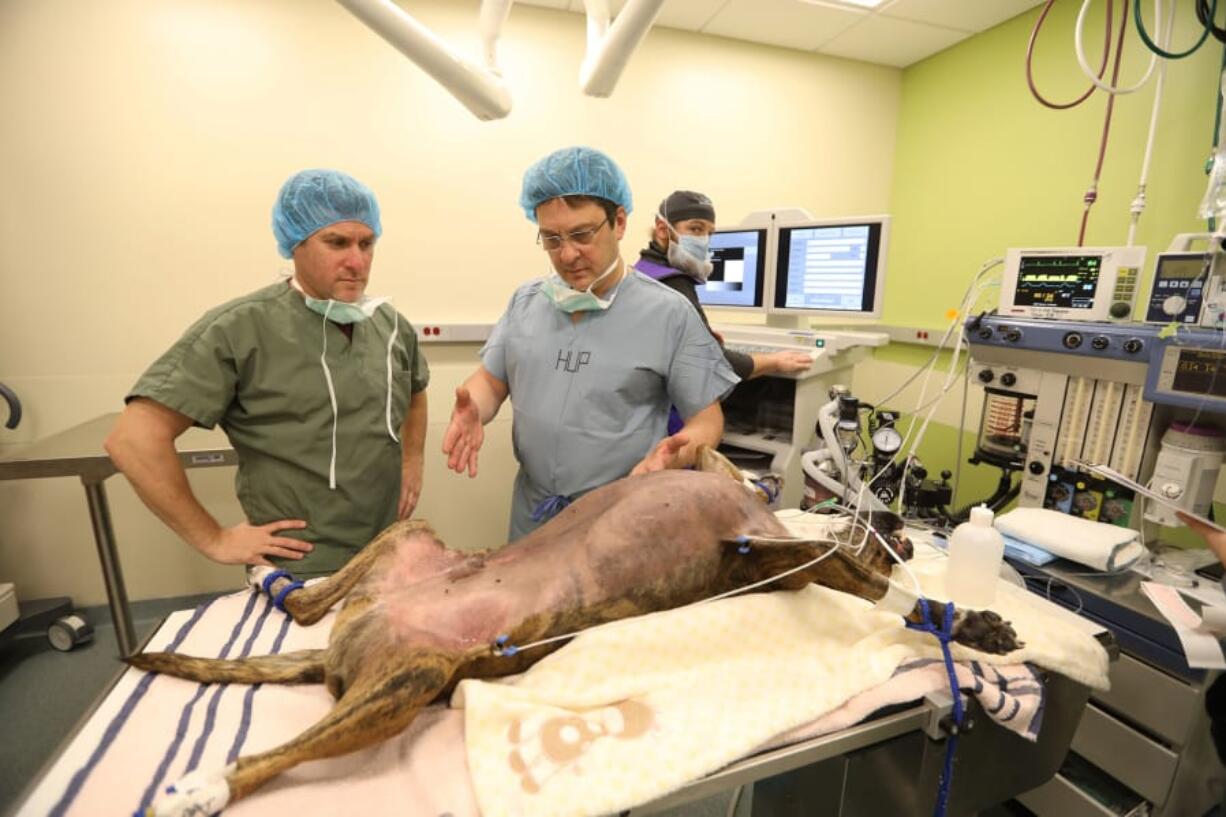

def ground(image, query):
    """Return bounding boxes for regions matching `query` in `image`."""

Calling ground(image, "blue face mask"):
[660,216,713,283]
[540,257,622,313]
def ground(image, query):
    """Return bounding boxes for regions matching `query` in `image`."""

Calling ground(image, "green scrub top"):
[128,280,429,577]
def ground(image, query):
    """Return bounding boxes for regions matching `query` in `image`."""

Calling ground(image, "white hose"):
[1074,0,1159,95]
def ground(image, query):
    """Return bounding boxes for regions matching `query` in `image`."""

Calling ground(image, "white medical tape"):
[154,764,234,817]
[246,565,275,592]
[873,581,919,616]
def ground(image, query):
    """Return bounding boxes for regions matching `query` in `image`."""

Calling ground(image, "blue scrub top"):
[481,268,739,539]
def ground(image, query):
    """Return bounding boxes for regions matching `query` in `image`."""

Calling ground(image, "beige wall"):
[0,0,901,605]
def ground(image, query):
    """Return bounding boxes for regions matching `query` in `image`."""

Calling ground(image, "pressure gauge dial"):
[872,426,902,456]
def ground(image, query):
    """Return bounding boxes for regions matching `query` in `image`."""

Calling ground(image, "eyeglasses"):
[537,218,608,252]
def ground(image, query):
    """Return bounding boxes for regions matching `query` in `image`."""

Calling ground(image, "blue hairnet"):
[518,146,633,223]
[272,169,382,259]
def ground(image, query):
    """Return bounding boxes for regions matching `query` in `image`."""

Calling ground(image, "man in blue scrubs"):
[442,146,739,540]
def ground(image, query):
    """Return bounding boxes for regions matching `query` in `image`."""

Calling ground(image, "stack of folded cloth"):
[994,507,1146,573]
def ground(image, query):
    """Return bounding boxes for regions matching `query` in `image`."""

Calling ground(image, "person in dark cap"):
[634,190,812,432]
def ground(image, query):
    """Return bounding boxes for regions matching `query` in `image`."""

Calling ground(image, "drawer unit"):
[1092,652,1201,745]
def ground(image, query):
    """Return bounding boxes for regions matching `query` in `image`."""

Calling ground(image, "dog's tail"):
[126,649,326,685]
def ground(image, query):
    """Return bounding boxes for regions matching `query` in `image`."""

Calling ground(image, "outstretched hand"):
[201,519,311,566]
[630,433,690,476]
[442,386,484,478]
[1177,511,1226,566]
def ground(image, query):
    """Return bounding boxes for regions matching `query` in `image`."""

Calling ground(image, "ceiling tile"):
[555,0,733,31]
[880,0,1043,34]
[654,0,731,30]
[701,0,866,52]
[817,14,967,67]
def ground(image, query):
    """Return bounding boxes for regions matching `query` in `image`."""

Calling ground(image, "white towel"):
[995,507,1146,572]
[456,556,1109,817]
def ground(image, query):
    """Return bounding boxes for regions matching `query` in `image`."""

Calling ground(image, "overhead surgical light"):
[336,0,512,121]
[580,0,666,98]
[336,0,665,121]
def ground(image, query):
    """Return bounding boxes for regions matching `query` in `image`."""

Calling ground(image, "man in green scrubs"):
[105,169,429,578]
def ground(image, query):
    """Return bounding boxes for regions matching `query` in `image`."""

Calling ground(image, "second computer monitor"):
[694,228,768,312]
[772,216,888,318]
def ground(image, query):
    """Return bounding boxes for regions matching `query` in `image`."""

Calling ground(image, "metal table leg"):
[82,478,137,656]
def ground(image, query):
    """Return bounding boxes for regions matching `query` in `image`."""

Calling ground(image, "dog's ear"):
[696,445,745,483]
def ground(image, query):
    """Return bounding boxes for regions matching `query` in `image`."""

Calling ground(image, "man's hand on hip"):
[201,520,311,566]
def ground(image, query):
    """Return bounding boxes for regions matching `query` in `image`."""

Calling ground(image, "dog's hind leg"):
[145,648,462,816]
[251,519,462,626]
[126,649,325,685]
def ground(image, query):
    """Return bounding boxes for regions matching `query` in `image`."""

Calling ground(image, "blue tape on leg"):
[273,580,304,612]
[262,569,292,596]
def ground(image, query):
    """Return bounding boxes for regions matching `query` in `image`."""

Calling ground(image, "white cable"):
[320,302,340,491]
[1127,0,1177,246]
[1074,0,1160,95]
[889,272,997,511]
[384,309,401,443]
[495,539,844,656]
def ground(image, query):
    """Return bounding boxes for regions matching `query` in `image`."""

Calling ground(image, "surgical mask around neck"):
[291,278,390,325]
[287,276,402,490]
[660,216,713,283]
[541,256,622,313]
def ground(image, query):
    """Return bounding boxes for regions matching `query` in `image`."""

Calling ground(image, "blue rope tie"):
[752,479,779,504]
[904,597,965,817]
[531,494,572,523]
[493,634,518,656]
[272,580,305,613]
[261,569,292,596]
[734,534,751,554]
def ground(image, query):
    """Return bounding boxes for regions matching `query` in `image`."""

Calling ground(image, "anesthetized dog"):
[129,447,1020,816]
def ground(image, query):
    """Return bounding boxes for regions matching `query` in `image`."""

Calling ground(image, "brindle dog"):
[130,448,1020,816]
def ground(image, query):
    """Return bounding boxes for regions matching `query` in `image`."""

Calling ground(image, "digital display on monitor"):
[695,229,767,309]
[1172,348,1226,399]
[1012,254,1102,310]
[773,222,882,313]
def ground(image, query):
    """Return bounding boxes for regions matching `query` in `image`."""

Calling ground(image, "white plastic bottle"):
[945,505,1005,608]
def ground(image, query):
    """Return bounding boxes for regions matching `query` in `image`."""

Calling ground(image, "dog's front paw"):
[952,609,1023,655]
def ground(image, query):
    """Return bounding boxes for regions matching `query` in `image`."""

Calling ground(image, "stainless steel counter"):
[0,413,236,655]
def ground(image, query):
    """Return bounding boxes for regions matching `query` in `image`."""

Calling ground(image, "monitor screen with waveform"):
[1012,254,1103,310]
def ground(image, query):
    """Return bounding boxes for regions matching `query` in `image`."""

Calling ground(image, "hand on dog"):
[442,386,484,478]
[630,433,689,476]
[202,520,311,566]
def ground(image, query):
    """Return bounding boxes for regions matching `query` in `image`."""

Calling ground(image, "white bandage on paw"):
[152,763,234,817]
[872,580,919,616]
[246,565,276,593]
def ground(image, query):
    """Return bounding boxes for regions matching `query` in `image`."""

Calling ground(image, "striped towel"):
[16,590,476,817]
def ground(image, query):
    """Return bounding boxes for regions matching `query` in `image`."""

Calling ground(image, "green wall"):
[886,1,1222,329]
[875,5,1223,520]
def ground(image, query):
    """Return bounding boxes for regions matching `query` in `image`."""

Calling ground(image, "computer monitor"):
[694,228,768,312]
[770,216,888,318]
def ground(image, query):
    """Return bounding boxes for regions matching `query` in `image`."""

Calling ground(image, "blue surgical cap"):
[518,146,633,223]
[272,169,382,259]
